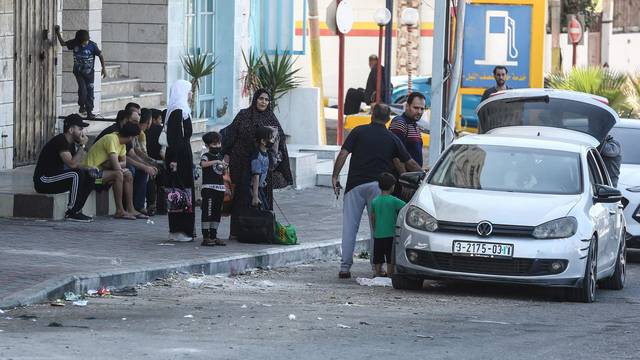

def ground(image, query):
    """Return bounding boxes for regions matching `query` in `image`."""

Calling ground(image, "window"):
[429,144,583,195]
[610,127,640,165]
[587,151,605,191]
[257,0,307,55]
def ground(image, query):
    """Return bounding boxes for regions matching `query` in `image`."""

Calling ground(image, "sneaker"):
[169,232,193,242]
[338,271,351,279]
[86,112,96,120]
[79,107,86,116]
[65,212,93,223]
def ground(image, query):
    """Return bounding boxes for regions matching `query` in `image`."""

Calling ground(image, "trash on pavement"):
[241,304,247,309]
[72,300,88,307]
[121,318,127,321]
[356,277,392,287]
[50,299,65,307]
[111,287,138,297]
[146,219,155,225]
[97,287,111,296]
[258,280,275,288]
[186,277,204,288]
[184,315,194,318]
[359,321,370,326]
[317,317,323,320]
[337,324,351,329]
[86,289,98,296]
[416,335,434,339]
[64,292,81,301]
[0,309,4,314]
[157,243,175,246]
[288,314,296,320]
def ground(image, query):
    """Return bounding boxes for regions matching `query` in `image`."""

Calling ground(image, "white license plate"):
[452,241,513,258]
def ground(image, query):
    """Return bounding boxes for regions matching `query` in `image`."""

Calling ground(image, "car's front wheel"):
[600,231,626,290]
[391,275,424,290]
[566,237,597,303]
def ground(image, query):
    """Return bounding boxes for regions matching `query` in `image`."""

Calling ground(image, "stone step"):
[0,189,116,220]
[100,91,165,114]
[101,77,141,97]
[288,144,342,160]
[316,172,347,188]
[104,65,121,80]
[288,152,317,190]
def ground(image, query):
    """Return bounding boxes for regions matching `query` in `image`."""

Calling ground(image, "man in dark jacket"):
[599,135,622,187]
[344,55,387,115]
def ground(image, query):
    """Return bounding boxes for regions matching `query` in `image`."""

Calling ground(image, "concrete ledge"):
[289,152,317,190]
[0,237,368,309]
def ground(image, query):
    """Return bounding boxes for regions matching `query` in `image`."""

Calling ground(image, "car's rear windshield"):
[610,127,640,165]
[477,96,615,143]
[429,144,583,195]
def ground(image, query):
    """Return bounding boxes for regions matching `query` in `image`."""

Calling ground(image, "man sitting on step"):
[33,114,94,222]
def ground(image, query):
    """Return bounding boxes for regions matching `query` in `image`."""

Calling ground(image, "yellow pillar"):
[307,0,327,144]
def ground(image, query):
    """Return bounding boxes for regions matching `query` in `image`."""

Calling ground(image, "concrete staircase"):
[61,64,165,135]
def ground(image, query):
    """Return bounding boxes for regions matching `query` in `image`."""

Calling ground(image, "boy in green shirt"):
[370,173,407,277]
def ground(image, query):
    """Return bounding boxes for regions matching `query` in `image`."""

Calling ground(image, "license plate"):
[452,241,513,258]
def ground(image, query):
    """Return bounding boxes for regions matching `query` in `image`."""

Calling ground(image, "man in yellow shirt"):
[85,122,142,220]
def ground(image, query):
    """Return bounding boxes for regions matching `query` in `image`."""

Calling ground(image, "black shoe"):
[86,112,96,120]
[338,271,351,279]
[79,107,86,116]
[65,212,93,223]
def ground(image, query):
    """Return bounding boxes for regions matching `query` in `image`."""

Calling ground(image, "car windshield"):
[609,127,640,165]
[429,144,583,195]
[477,96,615,144]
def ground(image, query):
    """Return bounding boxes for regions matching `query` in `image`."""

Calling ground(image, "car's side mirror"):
[399,171,427,190]
[595,184,622,203]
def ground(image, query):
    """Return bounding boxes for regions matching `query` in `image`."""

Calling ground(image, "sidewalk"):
[0,187,370,309]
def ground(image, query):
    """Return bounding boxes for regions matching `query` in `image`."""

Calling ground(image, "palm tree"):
[181,53,218,112]
[547,67,635,117]
[241,49,302,110]
[628,72,640,118]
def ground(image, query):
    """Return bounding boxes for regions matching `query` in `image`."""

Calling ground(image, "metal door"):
[13,0,58,166]
[187,0,215,120]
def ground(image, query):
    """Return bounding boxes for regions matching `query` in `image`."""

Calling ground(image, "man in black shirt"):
[344,54,387,115]
[331,103,422,278]
[481,65,511,102]
[33,114,94,222]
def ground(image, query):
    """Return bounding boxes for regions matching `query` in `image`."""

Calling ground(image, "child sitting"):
[250,127,273,210]
[200,132,227,246]
[370,173,407,277]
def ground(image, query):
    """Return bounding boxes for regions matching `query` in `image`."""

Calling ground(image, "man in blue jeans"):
[332,103,422,279]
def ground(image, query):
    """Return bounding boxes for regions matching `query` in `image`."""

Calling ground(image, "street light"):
[401,7,419,94]
[373,8,391,104]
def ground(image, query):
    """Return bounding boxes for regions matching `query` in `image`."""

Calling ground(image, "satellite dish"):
[336,1,354,34]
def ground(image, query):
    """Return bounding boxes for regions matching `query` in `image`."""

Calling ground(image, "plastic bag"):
[274,221,297,245]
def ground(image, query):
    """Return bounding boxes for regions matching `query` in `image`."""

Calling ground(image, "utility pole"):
[307,0,327,144]
[429,0,449,166]
[384,0,393,104]
[601,0,613,66]
[550,0,562,72]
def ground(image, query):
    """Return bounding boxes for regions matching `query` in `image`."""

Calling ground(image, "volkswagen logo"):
[477,221,493,237]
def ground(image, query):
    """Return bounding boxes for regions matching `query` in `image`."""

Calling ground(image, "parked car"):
[393,89,626,303]
[609,118,640,249]
[390,75,480,129]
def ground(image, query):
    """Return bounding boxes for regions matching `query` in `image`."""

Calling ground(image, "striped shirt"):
[389,114,423,166]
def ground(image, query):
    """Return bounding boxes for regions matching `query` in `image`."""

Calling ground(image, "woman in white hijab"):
[165,80,196,242]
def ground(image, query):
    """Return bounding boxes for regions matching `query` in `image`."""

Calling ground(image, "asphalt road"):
[2,255,640,360]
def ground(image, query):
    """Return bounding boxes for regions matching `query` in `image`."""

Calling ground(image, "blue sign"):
[462,4,532,89]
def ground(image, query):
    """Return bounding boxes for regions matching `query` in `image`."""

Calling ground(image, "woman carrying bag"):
[165,80,196,242]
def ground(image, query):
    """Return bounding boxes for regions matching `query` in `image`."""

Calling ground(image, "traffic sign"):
[567,15,583,45]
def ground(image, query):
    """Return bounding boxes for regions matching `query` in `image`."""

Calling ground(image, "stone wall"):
[61,0,103,110]
[0,0,14,170]
[102,0,168,94]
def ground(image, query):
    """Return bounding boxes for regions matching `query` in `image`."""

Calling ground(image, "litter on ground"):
[288,314,296,320]
[72,300,88,307]
[356,277,392,287]
[337,324,351,329]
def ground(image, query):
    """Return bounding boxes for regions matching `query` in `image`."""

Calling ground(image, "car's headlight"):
[406,206,438,232]
[532,217,577,239]
[626,186,640,193]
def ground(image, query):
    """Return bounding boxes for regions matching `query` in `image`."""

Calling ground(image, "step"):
[101,77,141,97]
[100,91,165,114]
[288,152,317,190]
[315,158,348,187]
[288,144,342,160]
[316,172,347,188]
[0,188,116,220]
[104,65,121,80]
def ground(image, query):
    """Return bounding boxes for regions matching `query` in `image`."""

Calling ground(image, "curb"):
[0,238,370,309]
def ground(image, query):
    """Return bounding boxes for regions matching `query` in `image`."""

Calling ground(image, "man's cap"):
[64,114,90,128]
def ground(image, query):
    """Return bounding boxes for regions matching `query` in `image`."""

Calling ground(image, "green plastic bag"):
[274,221,298,245]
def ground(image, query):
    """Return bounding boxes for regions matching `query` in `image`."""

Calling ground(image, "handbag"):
[164,172,193,214]
[236,206,275,244]
[273,198,297,245]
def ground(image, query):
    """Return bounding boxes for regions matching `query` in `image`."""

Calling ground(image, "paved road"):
[0,187,369,304]
[2,257,639,360]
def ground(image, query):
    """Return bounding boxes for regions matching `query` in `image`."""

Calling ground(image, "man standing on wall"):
[55,26,106,119]
[481,66,511,102]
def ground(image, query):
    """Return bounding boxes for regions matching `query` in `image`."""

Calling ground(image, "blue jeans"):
[130,166,149,211]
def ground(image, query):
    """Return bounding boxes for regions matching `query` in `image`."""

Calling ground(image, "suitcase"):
[236,207,276,244]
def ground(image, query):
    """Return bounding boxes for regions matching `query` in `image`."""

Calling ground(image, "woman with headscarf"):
[165,80,196,242]
[222,89,293,239]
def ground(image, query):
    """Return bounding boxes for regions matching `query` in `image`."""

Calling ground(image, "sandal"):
[114,213,136,220]
[214,238,227,246]
[134,213,149,220]
[200,238,217,247]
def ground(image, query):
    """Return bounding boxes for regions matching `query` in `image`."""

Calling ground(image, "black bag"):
[236,207,276,244]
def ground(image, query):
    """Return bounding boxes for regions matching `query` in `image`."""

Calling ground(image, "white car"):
[610,119,640,249]
[394,89,626,303]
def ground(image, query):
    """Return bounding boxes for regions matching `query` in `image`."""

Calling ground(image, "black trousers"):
[373,237,393,265]
[147,166,167,214]
[34,169,94,215]
[344,88,365,115]
[201,188,224,238]
[74,70,95,112]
